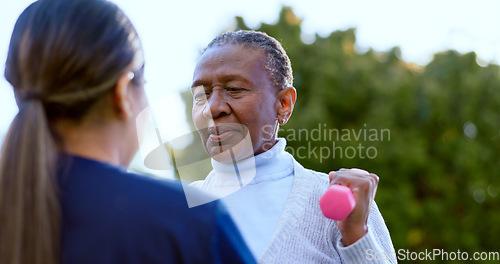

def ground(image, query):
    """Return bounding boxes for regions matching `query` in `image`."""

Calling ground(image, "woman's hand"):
[328,168,379,246]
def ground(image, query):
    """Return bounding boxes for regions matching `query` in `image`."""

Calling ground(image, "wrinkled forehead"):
[200,44,265,63]
[194,44,267,76]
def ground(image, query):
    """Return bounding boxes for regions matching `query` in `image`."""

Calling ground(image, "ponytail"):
[0,100,60,264]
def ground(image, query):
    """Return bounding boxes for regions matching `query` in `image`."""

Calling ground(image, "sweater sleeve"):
[336,202,397,264]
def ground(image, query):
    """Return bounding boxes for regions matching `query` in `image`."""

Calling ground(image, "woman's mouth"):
[208,130,237,142]
[206,124,246,144]
[200,123,252,161]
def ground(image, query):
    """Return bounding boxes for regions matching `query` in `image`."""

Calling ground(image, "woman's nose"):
[202,89,231,119]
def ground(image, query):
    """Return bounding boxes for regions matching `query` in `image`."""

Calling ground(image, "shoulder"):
[101,169,221,223]
[291,158,330,192]
[59,155,219,223]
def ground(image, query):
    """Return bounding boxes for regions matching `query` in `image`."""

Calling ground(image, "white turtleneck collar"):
[210,138,294,187]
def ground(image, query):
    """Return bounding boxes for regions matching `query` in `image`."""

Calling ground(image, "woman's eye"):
[226,87,242,92]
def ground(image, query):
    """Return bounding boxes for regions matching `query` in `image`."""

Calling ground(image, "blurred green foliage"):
[179,6,500,263]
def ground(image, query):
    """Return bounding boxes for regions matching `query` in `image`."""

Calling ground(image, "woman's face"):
[191,44,279,161]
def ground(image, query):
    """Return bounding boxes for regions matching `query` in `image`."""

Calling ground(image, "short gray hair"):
[203,30,293,89]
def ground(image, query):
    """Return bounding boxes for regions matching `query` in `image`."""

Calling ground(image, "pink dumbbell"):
[319,169,367,220]
[319,185,356,220]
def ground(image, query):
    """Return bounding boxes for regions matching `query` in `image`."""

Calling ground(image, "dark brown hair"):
[0,0,143,263]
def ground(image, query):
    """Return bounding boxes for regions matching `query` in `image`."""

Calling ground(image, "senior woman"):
[0,1,254,263]
[190,30,396,263]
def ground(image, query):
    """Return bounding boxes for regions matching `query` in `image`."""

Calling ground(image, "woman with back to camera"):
[0,0,254,263]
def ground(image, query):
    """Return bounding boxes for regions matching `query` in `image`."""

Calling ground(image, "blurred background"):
[1,0,499,263]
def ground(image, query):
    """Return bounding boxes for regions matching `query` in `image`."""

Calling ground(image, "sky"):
[1,0,500,153]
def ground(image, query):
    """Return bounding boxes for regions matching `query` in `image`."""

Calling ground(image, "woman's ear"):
[112,72,135,120]
[276,86,297,125]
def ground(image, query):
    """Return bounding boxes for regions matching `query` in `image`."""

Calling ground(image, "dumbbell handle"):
[319,184,356,220]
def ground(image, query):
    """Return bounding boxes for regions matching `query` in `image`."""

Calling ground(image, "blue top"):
[59,155,255,264]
